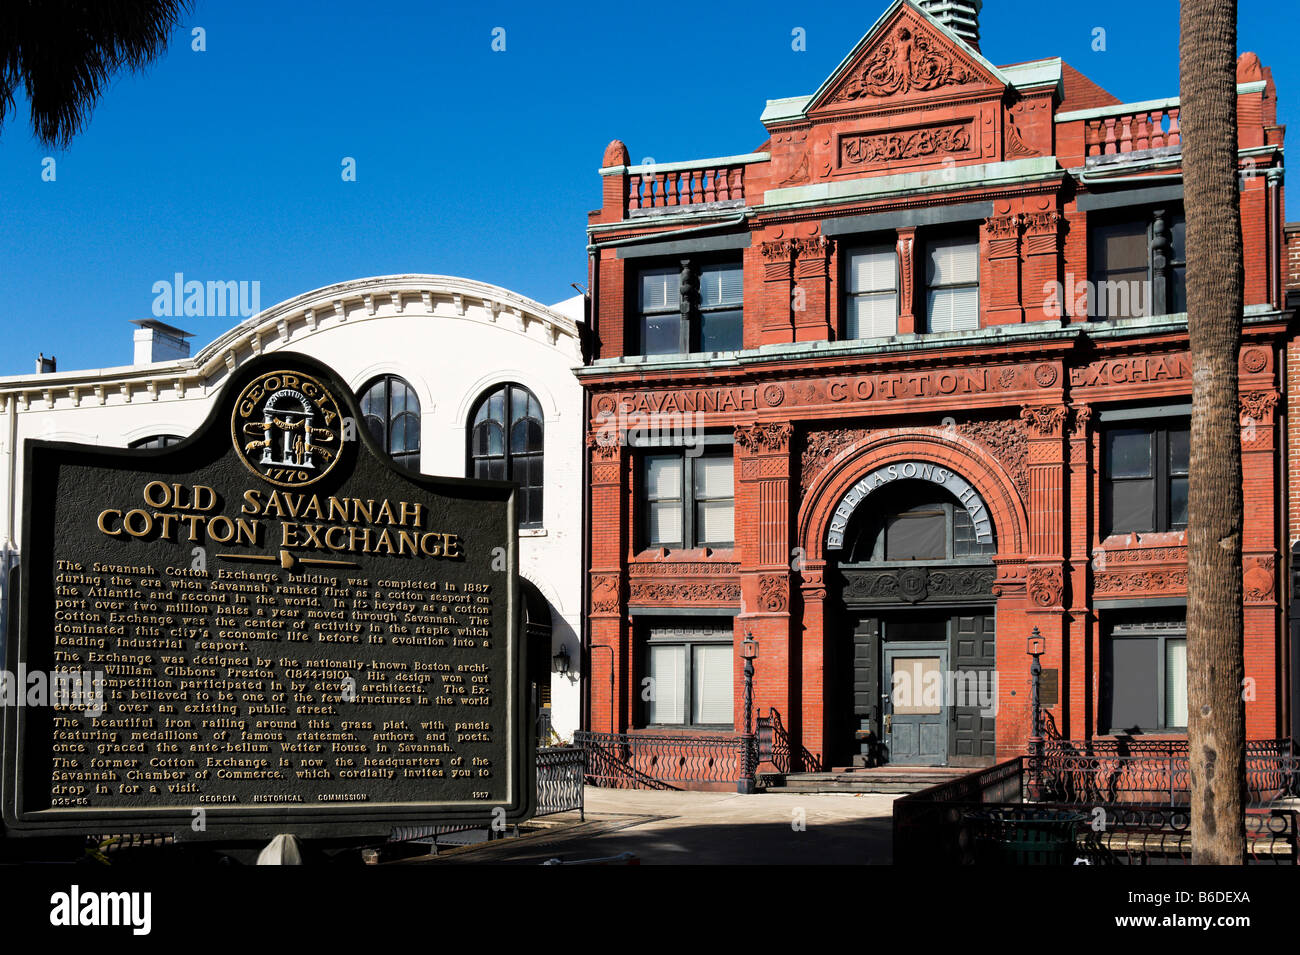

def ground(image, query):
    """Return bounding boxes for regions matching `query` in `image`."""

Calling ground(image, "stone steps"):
[761,768,972,794]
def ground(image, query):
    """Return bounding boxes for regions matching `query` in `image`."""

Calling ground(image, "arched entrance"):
[520,580,554,742]
[826,466,998,768]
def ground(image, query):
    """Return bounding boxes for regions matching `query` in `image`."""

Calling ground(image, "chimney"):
[35,353,56,374]
[131,319,193,365]
[917,0,982,49]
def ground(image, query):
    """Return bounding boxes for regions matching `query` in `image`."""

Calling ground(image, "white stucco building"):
[0,274,585,740]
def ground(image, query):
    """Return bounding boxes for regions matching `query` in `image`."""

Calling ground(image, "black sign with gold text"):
[2,355,532,838]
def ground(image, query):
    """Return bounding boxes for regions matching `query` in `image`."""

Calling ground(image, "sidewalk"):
[418,787,898,865]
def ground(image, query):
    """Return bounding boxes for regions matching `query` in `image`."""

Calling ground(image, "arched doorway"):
[520,580,554,743]
[827,472,998,768]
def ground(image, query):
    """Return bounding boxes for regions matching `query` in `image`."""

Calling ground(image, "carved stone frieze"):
[627,580,741,604]
[832,24,976,101]
[841,124,971,165]
[841,566,995,605]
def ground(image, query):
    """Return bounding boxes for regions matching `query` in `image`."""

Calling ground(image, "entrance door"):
[883,644,949,765]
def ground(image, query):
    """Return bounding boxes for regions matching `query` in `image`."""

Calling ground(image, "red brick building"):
[580,0,1291,772]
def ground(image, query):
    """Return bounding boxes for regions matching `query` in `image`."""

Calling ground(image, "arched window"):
[469,384,543,528]
[129,434,184,449]
[358,375,420,471]
[843,480,995,564]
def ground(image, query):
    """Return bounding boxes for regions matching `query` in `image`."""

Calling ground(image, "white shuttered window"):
[644,626,734,727]
[846,245,898,339]
[925,237,980,332]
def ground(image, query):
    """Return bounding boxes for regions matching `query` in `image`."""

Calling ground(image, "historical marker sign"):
[2,355,532,838]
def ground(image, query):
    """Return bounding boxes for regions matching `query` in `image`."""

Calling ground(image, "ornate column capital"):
[1020,405,1069,438]
[734,422,794,455]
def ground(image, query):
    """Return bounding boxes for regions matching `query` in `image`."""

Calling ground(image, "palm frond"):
[0,0,193,149]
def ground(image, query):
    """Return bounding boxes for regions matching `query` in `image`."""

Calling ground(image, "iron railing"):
[575,729,744,789]
[536,746,585,818]
[894,755,1299,865]
[1032,737,1300,806]
[756,708,821,775]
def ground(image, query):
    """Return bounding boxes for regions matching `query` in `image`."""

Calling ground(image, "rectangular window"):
[845,245,898,339]
[1101,617,1187,733]
[639,267,682,356]
[1088,207,1187,319]
[925,236,980,332]
[643,624,734,728]
[1102,422,1190,534]
[698,263,744,352]
[1090,221,1150,318]
[640,445,734,549]
[636,258,742,355]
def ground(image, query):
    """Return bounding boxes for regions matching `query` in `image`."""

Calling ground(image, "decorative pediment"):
[807,0,1006,113]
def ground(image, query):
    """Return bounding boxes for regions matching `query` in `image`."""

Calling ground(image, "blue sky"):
[0,0,1291,376]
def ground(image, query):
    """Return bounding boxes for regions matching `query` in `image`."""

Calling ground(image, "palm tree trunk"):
[1181,0,1247,864]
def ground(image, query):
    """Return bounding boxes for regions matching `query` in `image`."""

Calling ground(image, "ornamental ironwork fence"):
[575,730,744,789]
[893,755,1299,865]
[1031,737,1300,806]
[757,708,821,774]
[536,746,586,818]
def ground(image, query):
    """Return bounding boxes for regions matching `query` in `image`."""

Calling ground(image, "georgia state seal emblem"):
[231,370,344,487]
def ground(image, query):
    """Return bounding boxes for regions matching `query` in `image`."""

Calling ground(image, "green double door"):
[846,611,995,767]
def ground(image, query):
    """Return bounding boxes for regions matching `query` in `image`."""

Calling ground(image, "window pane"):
[1169,477,1188,529]
[640,268,680,311]
[645,456,682,501]
[643,313,682,355]
[360,382,384,418]
[699,263,743,307]
[1106,638,1159,733]
[1168,428,1189,475]
[696,500,734,545]
[475,421,504,456]
[926,238,979,286]
[692,645,733,724]
[926,287,979,332]
[1165,638,1188,728]
[648,502,683,546]
[693,455,733,499]
[700,308,742,352]
[1107,479,1155,533]
[1097,224,1148,272]
[848,247,896,293]
[1170,218,1186,263]
[1107,430,1153,478]
[524,487,543,526]
[1170,265,1187,314]
[511,418,543,454]
[847,291,898,339]
[390,412,419,454]
[1092,270,1149,318]
[390,378,409,414]
[648,646,685,724]
[885,510,947,560]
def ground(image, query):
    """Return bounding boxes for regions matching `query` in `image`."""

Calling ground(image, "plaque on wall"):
[2,355,532,839]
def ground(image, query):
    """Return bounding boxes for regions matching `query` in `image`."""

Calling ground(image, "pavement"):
[413,787,898,865]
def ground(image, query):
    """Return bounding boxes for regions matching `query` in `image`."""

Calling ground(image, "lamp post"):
[552,644,570,676]
[1027,627,1045,798]
[738,632,758,795]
